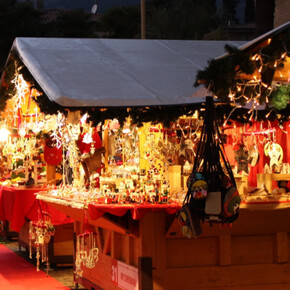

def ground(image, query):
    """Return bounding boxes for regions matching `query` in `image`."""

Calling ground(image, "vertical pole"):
[141,0,146,39]
[103,121,109,172]
[46,164,56,185]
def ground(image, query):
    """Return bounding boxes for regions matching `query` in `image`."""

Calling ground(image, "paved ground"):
[2,236,86,290]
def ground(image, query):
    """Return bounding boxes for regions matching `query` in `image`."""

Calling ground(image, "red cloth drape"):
[224,120,290,187]
[0,186,73,232]
[88,202,181,221]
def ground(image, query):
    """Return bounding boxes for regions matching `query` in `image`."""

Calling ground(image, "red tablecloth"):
[0,185,73,232]
[88,202,181,221]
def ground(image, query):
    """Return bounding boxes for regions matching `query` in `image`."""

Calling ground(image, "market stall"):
[0,22,290,289]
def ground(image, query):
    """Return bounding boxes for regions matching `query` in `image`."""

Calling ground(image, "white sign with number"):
[111,259,138,290]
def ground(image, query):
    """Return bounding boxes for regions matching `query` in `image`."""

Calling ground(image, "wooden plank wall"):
[75,207,290,289]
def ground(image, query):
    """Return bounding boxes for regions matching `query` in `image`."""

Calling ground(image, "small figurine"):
[26,172,35,187]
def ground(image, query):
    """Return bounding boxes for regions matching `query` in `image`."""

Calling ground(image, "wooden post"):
[46,164,56,185]
[103,122,109,171]
[141,0,146,39]
[138,257,152,290]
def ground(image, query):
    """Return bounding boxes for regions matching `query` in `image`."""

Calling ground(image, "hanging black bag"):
[178,97,241,238]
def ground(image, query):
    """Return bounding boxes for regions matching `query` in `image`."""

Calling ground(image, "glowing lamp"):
[0,127,10,142]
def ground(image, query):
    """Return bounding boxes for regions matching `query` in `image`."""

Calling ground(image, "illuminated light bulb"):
[281,52,287,58]
[267,38,272,44]
[274,61,277,68]
[0,127,10,142]
[266,97,269,103]
[251,55,256,61]
[258,66,262,73]
[122,128,130,134]
[19,127,26,137]
[237,86,241,91]
[262,83,268,88]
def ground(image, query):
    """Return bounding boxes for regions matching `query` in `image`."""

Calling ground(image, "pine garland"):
[270,85,290,110]
[0,50,201,127]
[195,27,290,113]
[1,45,290,127]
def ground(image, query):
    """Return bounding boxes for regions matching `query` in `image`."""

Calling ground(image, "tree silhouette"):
[0,0,42,68]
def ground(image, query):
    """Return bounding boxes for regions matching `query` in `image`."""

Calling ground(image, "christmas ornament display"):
[75,211,99,277]
[28,210,55,274]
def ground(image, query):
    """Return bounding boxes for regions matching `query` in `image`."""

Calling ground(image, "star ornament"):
[264,142,283,168]
[234,144,249,174]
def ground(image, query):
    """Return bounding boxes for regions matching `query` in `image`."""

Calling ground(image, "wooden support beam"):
[111,231,121,259]
[95,227,103,253]
[124,235,133,265]
[103,231,111,255]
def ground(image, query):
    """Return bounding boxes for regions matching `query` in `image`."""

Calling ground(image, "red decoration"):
[44,139,62,165]
[77,130,102,154]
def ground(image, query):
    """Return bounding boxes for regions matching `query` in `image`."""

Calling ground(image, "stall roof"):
[12,38,244,108]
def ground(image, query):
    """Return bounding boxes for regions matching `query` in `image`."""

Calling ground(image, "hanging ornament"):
[43,138,62,165]
[264,142,283,170]
[29,210,55,274]
[77,129,102,154]
[248,144,260,167]
[75,210,99,278]
[75,231,99,278]
[234,144,249,174]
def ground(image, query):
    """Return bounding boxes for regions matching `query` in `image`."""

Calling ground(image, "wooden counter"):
[42,199,290,290]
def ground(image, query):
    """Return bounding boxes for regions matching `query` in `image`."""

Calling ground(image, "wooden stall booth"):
[36,195,290,290]
[1,22,290,289]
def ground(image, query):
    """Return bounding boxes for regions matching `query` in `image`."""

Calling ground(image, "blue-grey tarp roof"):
[12,38,244,107]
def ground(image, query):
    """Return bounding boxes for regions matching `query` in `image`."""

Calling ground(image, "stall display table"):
[257,173,290,194]
[39,195,290,290]
[0,185,74,265]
